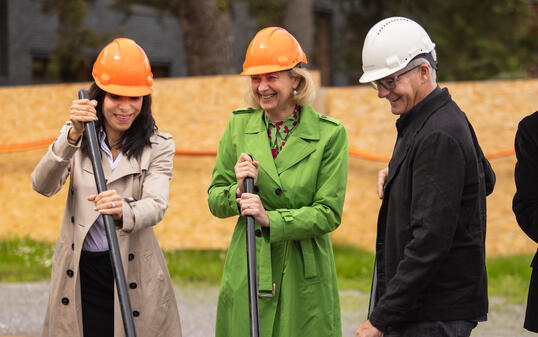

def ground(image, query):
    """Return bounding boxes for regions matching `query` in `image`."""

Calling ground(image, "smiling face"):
[102,93,143,139]
[376,64,426,116]
[250,71,300,115]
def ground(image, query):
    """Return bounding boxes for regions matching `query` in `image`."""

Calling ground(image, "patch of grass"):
[164,249,225,286]
[164,244,377,290]
[486,254,533,303]
[333,245,375,292]
[0,237,226,286]
[0,238,533,304]
[334,247,533,303]
[0,237,54,282]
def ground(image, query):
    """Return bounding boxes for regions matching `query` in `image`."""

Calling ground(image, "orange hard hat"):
[241,27,307,76]
[92,38,153,96]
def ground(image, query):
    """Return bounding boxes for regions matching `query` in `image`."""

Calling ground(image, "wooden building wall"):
[0,74,536,255]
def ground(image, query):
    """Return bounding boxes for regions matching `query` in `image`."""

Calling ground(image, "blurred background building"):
[0,0,536,87]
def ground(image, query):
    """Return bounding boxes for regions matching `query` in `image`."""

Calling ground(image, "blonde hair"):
[244,67,316,108]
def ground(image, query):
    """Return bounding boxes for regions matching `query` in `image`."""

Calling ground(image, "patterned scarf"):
[264,105,301,159]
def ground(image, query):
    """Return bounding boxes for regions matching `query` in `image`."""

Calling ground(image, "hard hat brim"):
[359,65,406,83]
[95,81,152,97]
[240,63,299,76]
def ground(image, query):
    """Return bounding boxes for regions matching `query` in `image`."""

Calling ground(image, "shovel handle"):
[244,174,260,337]
[79,89,137,337]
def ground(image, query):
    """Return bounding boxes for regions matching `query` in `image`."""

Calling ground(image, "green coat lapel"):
[244,110,281,186]
[274,106,319,174]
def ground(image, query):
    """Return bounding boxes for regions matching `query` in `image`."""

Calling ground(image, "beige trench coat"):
[31,123,182,337]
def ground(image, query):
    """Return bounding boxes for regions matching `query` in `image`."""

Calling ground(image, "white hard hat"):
[359,17,436,83]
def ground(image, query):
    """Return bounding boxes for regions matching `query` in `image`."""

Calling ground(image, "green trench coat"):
[208,105,348,337]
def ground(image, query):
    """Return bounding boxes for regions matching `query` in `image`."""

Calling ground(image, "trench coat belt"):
[278,209,319,279]
[257,238,319,297]
[299,238,318,279]
[258,238,274,296]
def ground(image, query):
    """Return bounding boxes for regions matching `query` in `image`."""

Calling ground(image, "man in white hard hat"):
[355,17,496,337]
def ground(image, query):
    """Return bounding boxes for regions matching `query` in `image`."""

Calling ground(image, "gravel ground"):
[0,282,534,337]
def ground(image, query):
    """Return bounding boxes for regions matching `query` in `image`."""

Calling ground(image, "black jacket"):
[369,88,496,331]
[512,110,538,333]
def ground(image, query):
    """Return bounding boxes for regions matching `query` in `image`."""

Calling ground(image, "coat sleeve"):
[31,123,80,197]
[513,114,538,243]
[266,124,348,242]
[370,131,465,329]
[208,116,241,218]
[121,136,175,233]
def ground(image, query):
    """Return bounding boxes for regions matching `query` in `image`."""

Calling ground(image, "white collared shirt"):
[82,130,124,252]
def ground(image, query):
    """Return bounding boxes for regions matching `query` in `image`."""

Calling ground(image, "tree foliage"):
[40,0,537,82]
[337,0,537,81]
[242,0,287,28]
[172,0,237,75]
[112,0,237,76]
[242,0,315,56]
[40,0,114,82]
[284,0,314,56]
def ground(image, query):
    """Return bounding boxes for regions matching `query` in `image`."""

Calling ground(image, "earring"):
[293,89,298,95]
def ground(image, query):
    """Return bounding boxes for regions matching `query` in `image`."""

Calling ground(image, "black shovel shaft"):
[79,89,137,337]
[244,176,260,337]
[368,260,377,317]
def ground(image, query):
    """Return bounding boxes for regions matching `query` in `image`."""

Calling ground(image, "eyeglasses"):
[370,65,421,91]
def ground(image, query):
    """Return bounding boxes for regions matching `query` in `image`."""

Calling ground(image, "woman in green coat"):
[208,27,348,337]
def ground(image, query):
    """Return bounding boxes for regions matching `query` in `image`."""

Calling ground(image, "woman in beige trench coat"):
[31,38,181,337]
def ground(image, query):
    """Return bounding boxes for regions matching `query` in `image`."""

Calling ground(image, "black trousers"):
[384,320,478,337]
[80,250,114,337]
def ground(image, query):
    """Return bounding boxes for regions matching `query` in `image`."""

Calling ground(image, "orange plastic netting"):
[0,138,515,160]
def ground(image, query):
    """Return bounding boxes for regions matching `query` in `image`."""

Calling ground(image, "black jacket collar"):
[396,86,443,136]
[385,87,451,190]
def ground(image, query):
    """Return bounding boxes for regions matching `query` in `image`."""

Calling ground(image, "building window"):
[32,52,93,84]
[32,56,51,83]
[31,55,170,83]
[151,62,170,78]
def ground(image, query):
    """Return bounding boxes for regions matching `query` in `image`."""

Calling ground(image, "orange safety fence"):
[349,146,390,162]
[0,138,516,161]
[349,146,517,161]
[0,138,57,153]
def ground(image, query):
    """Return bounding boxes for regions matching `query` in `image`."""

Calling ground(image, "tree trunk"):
[283,0,314,57]
[174,0,237,76]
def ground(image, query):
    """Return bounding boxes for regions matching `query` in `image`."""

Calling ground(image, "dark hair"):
[80,83,157,159]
